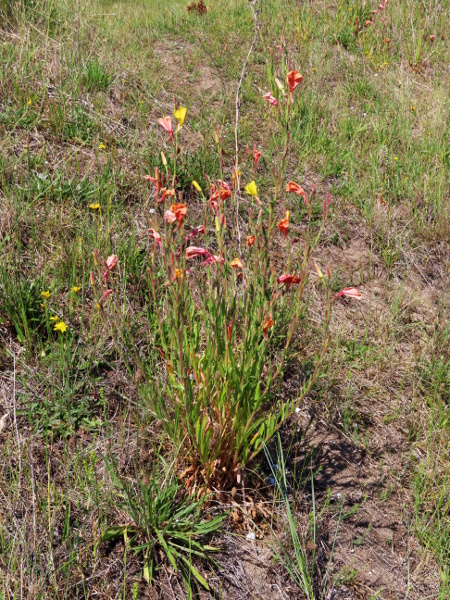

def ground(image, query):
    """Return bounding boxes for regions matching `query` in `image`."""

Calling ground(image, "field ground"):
[0,0,449,598]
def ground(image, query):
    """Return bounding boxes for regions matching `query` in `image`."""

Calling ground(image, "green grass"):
[0,0,449,597]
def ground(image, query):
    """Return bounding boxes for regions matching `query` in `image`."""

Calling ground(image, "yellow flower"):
[54,321,67,333]
[244,181,258,197]
[49,316,59,321]
[192,180,202,193]
[411,106,415,111]
[96,303,101,309]
[174,106,187,127]
[41,290,50,299]
[394,156,398,161]
[27,98,32,106]
[72,286,81,293]
[99,143,106,150]
[89,203,100,210]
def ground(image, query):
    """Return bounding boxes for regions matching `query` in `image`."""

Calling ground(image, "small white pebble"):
[246,531,256,541]
[295,407,301,414]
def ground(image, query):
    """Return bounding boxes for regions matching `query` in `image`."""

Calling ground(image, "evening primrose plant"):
[98,76,360,494]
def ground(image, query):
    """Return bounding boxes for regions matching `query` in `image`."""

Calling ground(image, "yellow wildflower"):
[394,156,398,161]
[72,286,81,293]
[54,321,67,333]
[244,181,258,197]
[99,143,106,150]
[49,316,59,321]
[41,290,50,299]
[192,180,202,193]
[174,106,187,127]
[89,203,100,210]
[27,98,32,106]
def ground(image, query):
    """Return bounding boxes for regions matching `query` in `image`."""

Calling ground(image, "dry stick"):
[234,0,259,251]
[13,354,22,488]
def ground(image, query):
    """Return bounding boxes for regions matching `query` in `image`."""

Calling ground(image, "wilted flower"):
[230,258,243,269]
[202,254,224,266]
[277,273,302,289]
[277,211,289,237]
[246,235,256,247]
[430,35,436,42]
[244,181,258,197]
[41,290,50,299]
[158,116,174,139]
[286,70,303,103]
[334,287,362,300]
[186,225,206,241]
[263,92,278,106]
[174,106,187,127]
[185,246,210,259]
[99,289,113,306]
[54,321,67,333]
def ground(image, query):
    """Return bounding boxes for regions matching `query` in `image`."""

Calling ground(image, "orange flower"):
[277,211,289,238]
[286,181,308,204]
[286,70,303,102]
[246,235,256,247]
[230,258,242,269]
[170,202,187,224]
[262,316,274,341]
[172,268,183,280]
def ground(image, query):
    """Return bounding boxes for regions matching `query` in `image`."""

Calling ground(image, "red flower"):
[248,145,262,171]
[286,70,303,103]
[246,235,256,247]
